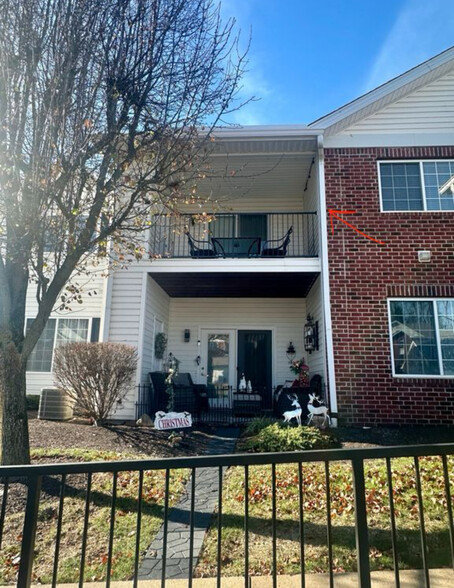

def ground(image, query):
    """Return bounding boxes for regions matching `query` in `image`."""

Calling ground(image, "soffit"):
[149,271,319,297]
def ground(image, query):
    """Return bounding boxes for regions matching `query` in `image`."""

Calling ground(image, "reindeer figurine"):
[307,393,331,427]
[282,394,302,426]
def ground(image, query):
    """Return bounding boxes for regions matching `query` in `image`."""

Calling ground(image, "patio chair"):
[185,231,216,258]
[149,372,209,415]
[261,226,293,257]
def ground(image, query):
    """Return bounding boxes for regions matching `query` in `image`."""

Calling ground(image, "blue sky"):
[220,0,454,125]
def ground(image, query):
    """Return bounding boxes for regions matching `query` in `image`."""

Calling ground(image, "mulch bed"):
[28,411,215,458]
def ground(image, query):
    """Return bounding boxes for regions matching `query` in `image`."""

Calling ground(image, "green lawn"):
[196,455,454,577]
[0,449,189,584]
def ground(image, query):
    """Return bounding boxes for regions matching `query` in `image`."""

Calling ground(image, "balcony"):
[148,212,318,259]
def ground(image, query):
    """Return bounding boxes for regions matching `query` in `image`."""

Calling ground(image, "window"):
[27,318,92,372]
[379,161,454,211]
[388,299,454,377]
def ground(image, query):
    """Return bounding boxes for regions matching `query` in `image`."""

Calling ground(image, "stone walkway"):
[138,427,240,581]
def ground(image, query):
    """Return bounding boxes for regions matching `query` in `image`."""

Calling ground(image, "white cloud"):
[364,0,454,93]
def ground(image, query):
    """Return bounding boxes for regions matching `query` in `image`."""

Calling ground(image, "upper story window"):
[379,161,454,211]
[388,299,454,377]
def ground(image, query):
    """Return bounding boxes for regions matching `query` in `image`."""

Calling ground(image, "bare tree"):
[0,0,249,464]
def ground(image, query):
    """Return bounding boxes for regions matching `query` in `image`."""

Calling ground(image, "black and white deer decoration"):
[307,393,331,427]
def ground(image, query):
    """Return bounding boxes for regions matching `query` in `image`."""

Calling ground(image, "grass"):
[0,449,190,585]
[195,455,454,577]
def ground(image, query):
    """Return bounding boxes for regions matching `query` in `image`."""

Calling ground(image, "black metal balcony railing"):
[148,212,319,258]
[1,444,454,587]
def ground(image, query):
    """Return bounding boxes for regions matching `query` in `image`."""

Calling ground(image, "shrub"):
[53,342,137,424]
[26,395,40,411]
[245,423,338,453]
[244,416,276,437]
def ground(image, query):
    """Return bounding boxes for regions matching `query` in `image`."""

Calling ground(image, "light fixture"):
[286,341,296,361]
[418,250,431,263]
[184,329,190,342]
[304,314,319,354]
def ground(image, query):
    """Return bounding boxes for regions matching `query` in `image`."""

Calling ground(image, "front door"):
[201,330,235,407]
[237,330,272,408]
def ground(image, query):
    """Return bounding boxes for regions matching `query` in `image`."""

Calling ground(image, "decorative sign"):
[154,411,192,430]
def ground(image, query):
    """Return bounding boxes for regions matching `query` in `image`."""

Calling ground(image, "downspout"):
[100,263,113,343]
[317,134,338,416]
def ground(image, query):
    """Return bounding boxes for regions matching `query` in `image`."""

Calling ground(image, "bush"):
[245,423,338,453]
[53,342,137,424]
[26,395,40,411]
[244,416,276,437]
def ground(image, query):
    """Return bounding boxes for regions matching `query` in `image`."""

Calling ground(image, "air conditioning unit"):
[38,387,74,421]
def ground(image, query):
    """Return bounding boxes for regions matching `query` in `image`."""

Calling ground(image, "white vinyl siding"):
[340,71,454,135]
[305,276,326,381]
[141,276,170,380]
[167,297,309,388]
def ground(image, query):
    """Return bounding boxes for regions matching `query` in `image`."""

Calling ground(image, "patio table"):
[211,236,261,258]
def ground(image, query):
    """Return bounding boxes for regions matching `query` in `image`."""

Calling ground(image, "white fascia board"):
[309,46,454,130]
[324,132,454,149]
[211,125,324,139]
[147,258,321,273]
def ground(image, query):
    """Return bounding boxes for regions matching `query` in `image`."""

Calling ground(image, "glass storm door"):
[200,330,235,408]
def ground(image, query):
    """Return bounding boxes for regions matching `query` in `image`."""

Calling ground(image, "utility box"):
[38,387,74,421]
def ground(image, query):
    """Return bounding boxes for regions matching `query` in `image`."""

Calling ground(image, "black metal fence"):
[1,444,453,587]
[148,212,319,258]
[136,383,271,425]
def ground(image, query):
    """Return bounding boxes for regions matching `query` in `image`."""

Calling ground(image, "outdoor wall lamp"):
[184,329,190,342]
[286,341,296,361]
[304,315,319,354]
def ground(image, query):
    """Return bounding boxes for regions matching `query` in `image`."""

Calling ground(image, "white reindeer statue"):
[282,395,302,426]
[307,393,331,427]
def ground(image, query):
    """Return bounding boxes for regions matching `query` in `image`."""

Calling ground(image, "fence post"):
[352,458,371,588]
[17,475,42,588]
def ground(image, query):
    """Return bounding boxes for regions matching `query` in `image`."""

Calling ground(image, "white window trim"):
[378,159,454,213]
[26,316,94,374]
[387,298,454,379]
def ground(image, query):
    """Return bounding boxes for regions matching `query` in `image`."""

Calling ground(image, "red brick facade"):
[325,146,454,425]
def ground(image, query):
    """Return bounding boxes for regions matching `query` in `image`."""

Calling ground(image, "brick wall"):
[325,146,454,425]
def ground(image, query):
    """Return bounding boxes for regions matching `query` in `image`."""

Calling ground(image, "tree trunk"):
[0,333,30,465]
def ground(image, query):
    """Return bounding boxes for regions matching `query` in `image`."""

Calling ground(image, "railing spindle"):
[133,470,144,587]
[325,461,334,587]
[51,474,66,588]
[244,465,249,588]
[79,472,92,588]
[161,469,170,587]
[217,466,223,588]
[188,468,196,588]
[298,462,305,588]
[271,463,277,588]
[351,458,371,588]
[414,457,430,587]
[442,455,454,570]
[17,475,42,588]
[385,457,400,588]
[105,471,118,587]
[0,477,9,550]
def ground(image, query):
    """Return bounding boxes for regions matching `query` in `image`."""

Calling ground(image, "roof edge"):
[309,45,454,129]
